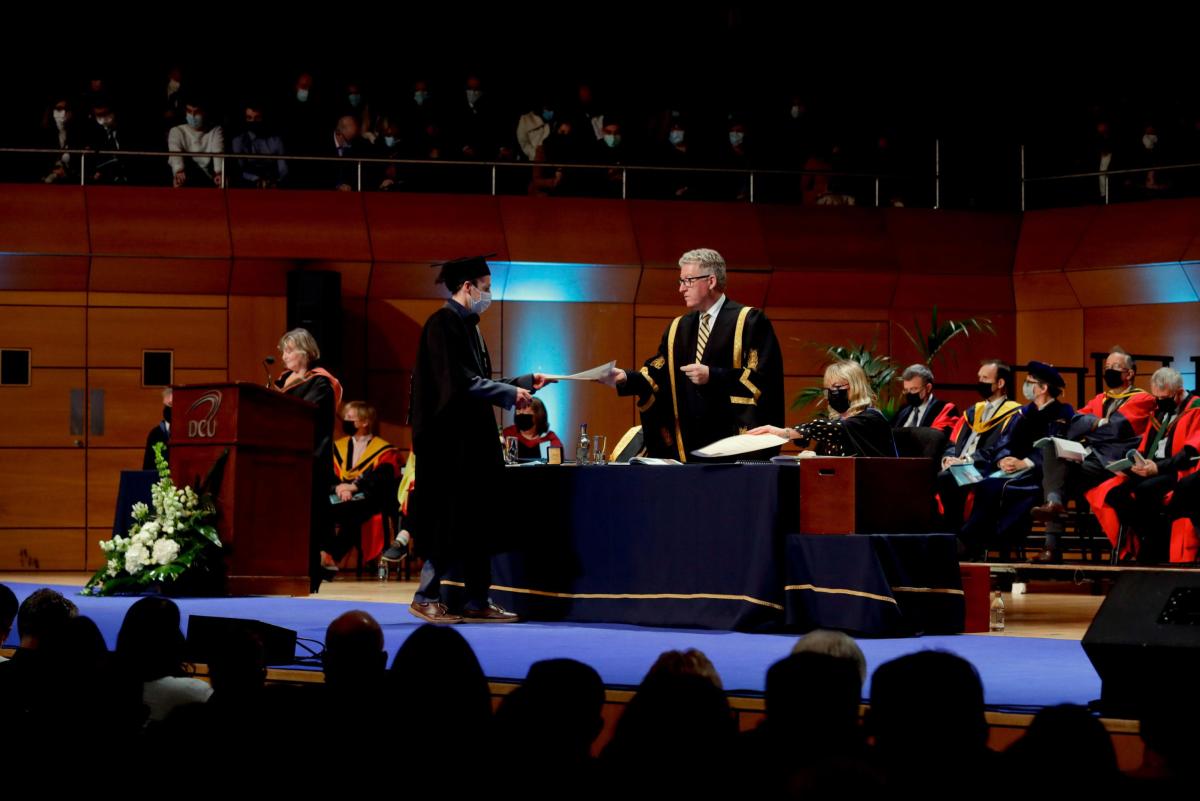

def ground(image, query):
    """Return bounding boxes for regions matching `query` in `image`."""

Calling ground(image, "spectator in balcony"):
[658,119,699,199]
[375,115,408,191]
[281,72,327,157]
[39,96,84,184]
[716,117,752,201]
[162,66,185,131]
[517,95,557,162]
[451,74,505,160]
[338,80,376,144]
[775,94,814,168]
[1137,123,1167,195]
[231,102,287,189]
[571,82,606,144]
[332,114,374,191]
[1094,120,1116,202]
[87,96,129,184]
[167,98,224,188]
[531,118,588,196]
[594,119,630,197]
[81,76,109,124]
[403,78,443,160]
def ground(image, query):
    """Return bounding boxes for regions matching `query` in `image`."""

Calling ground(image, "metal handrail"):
[1,145,936,205]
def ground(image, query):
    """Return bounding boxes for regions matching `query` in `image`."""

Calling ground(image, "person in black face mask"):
[142,387,173,469]
[892,363,960,434]
[936,359,1024,536]
[1029,347,1157,563]
[231,103,287,188]
[500,397,564,459]
[749,361,895,457]
[325,401,402,574]
[1087,367,1200,563]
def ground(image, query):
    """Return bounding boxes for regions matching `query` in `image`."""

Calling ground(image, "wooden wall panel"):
[635,269,769,307]
[892,274,1015,311]
[0,185,90,255]
[1013,206,1098,273]
[89,257,231,295]
[87,528,111,572]
[498,197,640,266]
[768,271,899,308]
[1013,271,1081,310]
[0,530,85,571]
[86,186,230,258]
[0,306,86,366]
[1065,264,1199,308]
[758,205,895,272]
[88,448,143,530]
[887,209,1020,275]
[0,257,90,291]
[1066,199,1200,271]
[88,308,227,369]
[228,296,288,384]
[629,201,769,270]
[0,452,85,528]
[364,194,508,263]
[0,369,85,448]
[1084,304,1200,376]
[1016,309,1085,372]
[774,320,889,376]
[502,302,635,458]
[227,190,371,261]
[503,263,641,303]
[87,369,177,448]
[369,262,451,300]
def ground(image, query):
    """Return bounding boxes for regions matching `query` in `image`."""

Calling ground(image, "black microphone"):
[263,356,276,388]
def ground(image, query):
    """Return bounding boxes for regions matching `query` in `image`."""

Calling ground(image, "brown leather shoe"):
[409,602,463,624]
[1030,502,1067,523]
[1030,548,1061,564]
[461,602,520,623]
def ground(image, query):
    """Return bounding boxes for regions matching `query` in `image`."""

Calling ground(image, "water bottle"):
[377,560,389,582]
[577,423,590,464]
[989,590,1005,632]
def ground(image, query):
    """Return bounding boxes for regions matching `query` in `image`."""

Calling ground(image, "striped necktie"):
[696,312,711,362]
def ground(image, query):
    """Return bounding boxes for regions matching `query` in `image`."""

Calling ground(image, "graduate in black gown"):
[408,255,555,624]
[750,360,897,457]
[142,387,173,469]
[959,362,1075,558]
[273,328,342,592]
[600,248,784,461]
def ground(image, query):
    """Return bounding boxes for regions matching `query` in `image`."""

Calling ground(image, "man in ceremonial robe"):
[936,359,1024,537]
[326,401,401,567]
[600,248,784,461]
[893,363,960,434]
[1085,367,1200,563]
[1030,347,1157,562]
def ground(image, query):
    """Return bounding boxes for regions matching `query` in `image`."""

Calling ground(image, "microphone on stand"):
[263,356,276,388]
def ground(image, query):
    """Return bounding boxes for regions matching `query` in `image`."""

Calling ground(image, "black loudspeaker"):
[186,615,299,666]
[1082,572,1200,716]
[287,270,342,376]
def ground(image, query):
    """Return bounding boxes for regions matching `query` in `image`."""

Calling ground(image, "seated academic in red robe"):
[1085,368,1200,563]
[325,401,401,568]
[500,397,564,459]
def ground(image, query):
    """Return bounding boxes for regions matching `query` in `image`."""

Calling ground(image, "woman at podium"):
[749,360,896,457]
[274,328,344,591]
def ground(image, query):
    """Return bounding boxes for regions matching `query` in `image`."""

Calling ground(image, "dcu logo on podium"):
[187,391,222,438]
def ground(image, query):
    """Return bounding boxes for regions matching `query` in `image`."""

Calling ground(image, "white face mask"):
[97,115,114,128]
[384,135,397,148]
[469,286,492,315]
[167,79,181,95]
[1142,134,1158,149]
[669,130,685,146]
[604,133,621,148]
[296,89,310,103]
[466,89,482,104]
[1022,381,1038,401]
[53,109,67,125]
[729,131,744,147]
[790,105,802,119]
[414,91,429,105]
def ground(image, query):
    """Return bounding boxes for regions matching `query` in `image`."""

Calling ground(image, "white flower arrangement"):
[85,443,222,596]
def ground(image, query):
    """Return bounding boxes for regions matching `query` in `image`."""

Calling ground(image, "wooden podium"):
[171,383,315,596]
[799,457,935,534]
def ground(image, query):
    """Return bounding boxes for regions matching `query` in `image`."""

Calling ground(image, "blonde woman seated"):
[750,360,897,457]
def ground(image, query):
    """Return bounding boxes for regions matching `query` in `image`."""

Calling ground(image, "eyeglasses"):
[678,274,713,287]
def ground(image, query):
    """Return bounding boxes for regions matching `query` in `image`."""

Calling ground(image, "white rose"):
[124,544,150,573]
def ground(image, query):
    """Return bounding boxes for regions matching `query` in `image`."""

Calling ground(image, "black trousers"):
[326,499,381,562]
[1106,474,1177,563]
[1168,470,1200,531]
[937,469,968,532]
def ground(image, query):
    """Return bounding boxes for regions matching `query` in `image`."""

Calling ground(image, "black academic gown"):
[143,420,169,469]
[893,396,952,429]
[410,302,533,563]
[618,298,784,461]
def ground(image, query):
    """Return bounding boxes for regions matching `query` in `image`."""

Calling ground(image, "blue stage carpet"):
[2,582,1099,712]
